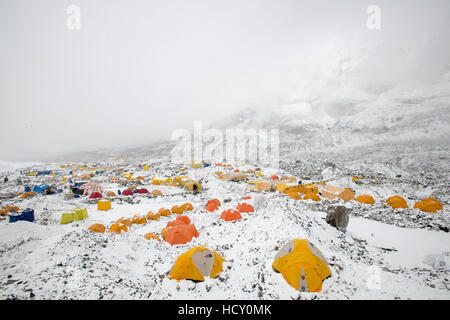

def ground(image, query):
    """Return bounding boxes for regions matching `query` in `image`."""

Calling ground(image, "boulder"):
[326,205,349,232]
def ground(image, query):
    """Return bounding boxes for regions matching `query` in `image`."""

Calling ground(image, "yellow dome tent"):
[276,183,289,192]
[414,197,443,213]
[169,246,225,282]
[355,195,375,205]
[273,239,331,292]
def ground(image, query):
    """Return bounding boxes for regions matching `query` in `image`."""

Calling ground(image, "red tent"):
[122,189,133,196]
[89,191,102,199]
[137,188,149,194]
[167,215,191,227]
[165,224,199,245]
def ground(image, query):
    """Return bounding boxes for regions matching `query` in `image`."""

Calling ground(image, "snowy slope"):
[0,162,448,300]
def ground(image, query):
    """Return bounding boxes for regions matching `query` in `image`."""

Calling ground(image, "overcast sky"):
[1,0,449,161]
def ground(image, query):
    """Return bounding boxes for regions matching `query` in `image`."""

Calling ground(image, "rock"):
[254,195,268,210]
[326,205,349,232]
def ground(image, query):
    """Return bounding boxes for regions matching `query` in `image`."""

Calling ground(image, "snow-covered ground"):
[0,66,449,300]
[0,160,448,300]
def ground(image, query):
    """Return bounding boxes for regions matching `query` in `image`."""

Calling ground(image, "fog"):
[1,0,449,161]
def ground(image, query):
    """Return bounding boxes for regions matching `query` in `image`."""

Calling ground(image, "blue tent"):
[33,184,50,193]
[37,170,52,176]
[9,208,35,223]
[73,182,87,188]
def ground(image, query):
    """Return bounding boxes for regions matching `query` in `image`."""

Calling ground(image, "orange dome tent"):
[108,222,128,234]
[271,175,279,180]
[167,215,191,227]
[144,233,160,241]
[106,191,116,197]
[286,191,302,200]
[414,197,443,213]
[21,192,36,200]
[236,203,255,213]
[207,199,221,207]
[165,224,199,245]
[161,227,170,239]
[0,206,20,216]
[181,203,194,211]
[158,207,171,217]
[355,195,375,205]
[206,203,219,212]
[88,223,105,233]
[386,196,408,209]
[220,209,242,221]
[171,205,185,214]
[152,189,162,196]
[147,211,161,220]
[116,217,132,227]
[176,215,191,225]
[132,215,147,225]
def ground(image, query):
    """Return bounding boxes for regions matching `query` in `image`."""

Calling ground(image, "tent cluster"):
[87,202,198,245]
[168,239,331,293]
